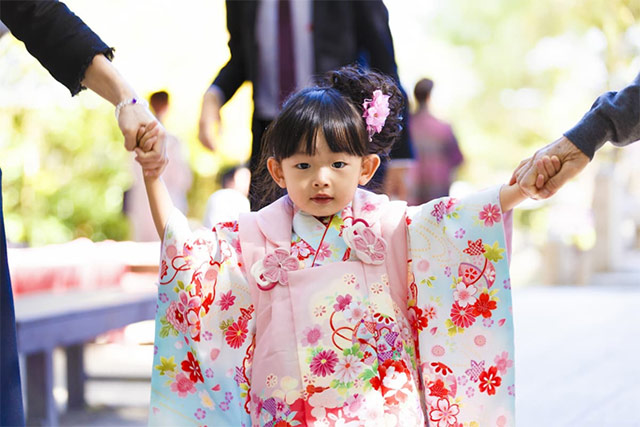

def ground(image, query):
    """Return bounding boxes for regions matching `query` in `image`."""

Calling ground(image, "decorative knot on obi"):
[342,220,387,265]
[251,247,300,291]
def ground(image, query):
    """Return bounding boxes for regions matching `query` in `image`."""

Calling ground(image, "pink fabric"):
[8,239,159,295]
[238,191,423,424]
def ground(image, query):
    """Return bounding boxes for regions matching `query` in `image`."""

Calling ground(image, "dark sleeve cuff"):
[563,109,612,160]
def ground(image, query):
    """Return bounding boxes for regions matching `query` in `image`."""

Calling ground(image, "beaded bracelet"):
[114,97,148,121]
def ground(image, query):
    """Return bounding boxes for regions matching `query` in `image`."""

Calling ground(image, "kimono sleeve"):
[149,209,254,426]
[406,186,515,426]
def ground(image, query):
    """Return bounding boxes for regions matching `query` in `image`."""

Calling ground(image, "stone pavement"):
[53,272,640,426]
[514,281,640,427]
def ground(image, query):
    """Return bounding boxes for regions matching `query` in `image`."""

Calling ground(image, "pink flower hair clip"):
[362,89,390,141]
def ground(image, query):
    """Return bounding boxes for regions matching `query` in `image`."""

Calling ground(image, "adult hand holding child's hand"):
[134,120,168,178]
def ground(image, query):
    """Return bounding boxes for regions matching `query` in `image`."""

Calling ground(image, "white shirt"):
[254,0,314,119]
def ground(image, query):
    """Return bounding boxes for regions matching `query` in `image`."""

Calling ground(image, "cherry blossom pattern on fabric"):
[250,247,300,291]
[342,221,386,265]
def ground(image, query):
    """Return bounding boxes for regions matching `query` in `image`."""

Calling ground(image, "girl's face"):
[267,132,380,217]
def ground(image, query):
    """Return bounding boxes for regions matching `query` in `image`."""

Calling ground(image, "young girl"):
[137,66,537,426]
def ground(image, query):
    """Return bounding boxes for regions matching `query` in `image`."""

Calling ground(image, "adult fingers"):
[538,167,573,199]
[550,155,561,173]
[540,156,557,179]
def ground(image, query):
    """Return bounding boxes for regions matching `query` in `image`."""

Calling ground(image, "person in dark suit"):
[0,1,167,424]
[198,0,414,208]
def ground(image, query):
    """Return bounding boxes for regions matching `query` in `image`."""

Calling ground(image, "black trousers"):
[0,169,26,426]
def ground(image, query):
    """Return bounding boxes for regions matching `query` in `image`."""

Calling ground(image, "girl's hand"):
[502,155,561,211]
[136,120,161,152]
[510,137,587,199]
[134,120,168,178]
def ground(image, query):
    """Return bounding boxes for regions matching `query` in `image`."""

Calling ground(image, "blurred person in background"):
[513,71,640,198]
[197,0,414,208]
[125,90,192,241]
[0,1,166,424]
[407,78,464,205]
[202,164,251,228]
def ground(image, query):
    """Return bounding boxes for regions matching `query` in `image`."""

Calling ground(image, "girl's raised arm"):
[134,122,174,240]
[142,175,174,241]
[499,183,527,212]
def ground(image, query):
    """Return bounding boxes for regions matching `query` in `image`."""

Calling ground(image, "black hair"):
[255,65,404,208]
[414,78,434,106]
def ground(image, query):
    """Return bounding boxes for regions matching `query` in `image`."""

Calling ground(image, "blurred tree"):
[1,0,638,248]
[2,105,131,246]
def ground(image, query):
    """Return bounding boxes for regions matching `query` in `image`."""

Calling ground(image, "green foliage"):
[418,0,639,166]
[2,104,132,246]
[2,1,638,248]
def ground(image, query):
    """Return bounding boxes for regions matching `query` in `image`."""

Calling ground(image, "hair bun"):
[324,65,404,156]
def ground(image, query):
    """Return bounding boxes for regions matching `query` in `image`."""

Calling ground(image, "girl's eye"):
[332,161,347,169]
[295,163,310,170]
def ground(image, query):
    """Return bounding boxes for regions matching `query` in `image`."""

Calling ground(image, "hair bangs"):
[270,88,367,160]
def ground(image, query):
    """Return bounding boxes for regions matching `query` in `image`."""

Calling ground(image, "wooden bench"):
[15,286,157,426]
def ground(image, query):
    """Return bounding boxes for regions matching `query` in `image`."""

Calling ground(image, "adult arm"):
[512,72,639,198]
[564,71,640,159]
[198,0,249,150]
[0,0,113,96]
[1,0,167,175]
[82,55,166,176]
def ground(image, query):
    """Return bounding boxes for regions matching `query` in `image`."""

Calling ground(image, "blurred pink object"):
[408,109,463,205]
[8,238,159,295]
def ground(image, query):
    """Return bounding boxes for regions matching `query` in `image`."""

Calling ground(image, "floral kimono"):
[148,187,515,426]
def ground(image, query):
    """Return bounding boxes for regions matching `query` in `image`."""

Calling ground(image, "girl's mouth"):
[311,194,333,204]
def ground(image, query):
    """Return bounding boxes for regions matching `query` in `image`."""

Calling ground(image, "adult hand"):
[198,86,223,151]
[78,54,168,174]
[117,102,159,151]
[133,120,168,178]
[511,136,589,199]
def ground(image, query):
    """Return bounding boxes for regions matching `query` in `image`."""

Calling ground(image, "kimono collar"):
[348,188,389,227]
[256,195,295,250]
[255,189,389,253]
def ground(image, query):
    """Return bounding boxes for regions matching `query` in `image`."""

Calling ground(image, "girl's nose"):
[313,168,330,187]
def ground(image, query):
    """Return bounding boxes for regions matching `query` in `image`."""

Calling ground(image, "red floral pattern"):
[225,318,248,349]
[181,351,204,383]
[450,302,476,328]
[150,187,514,426]
[478,366,502,395]
[472,293,497,318]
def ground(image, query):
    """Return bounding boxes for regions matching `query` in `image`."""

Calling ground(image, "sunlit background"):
[2,0,639,285]
[1,1,640,424]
